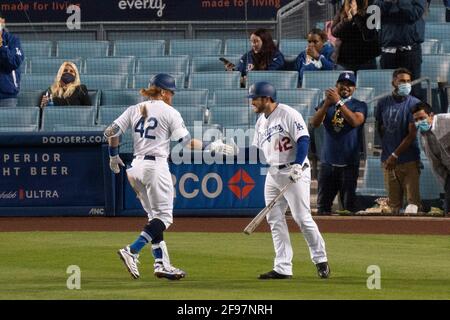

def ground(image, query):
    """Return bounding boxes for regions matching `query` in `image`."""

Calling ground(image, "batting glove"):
[289,163,303,182]
[109,155,125,174]
[208,139,238,156]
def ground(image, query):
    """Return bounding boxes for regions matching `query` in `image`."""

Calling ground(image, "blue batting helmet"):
[247,81,277,101]
[149,73,177,92]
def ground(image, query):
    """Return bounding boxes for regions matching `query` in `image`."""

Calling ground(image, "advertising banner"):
[2,0,291,23]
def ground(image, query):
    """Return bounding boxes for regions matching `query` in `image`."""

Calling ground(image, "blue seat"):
[210,105,256,127]
[224,39,249,55]
[189,72,241,90]
[51,124,106,132]
[21,41,53,57]
[425,6,447,23]
[289,103,309,118]
[97,106,129,125]
[420,159,445,200]
[355,69,395,97]
[136,56,190,75]
[82,74,128,90]
[276,88,321,116]
[279,39,308,56]
[353,87,375,118]
[175,105,207,126]
[0,107,40,127]
[84,57,135,75]
[17,90,42,107]
[101,90,144,106]
[0,125,39,132]
[113,40,165,57]
[302,70,352,91]
[190,55,241,73]
[425,23,450,41]
[356,156,387,197]
[439,40,450,54]
[169,39,222,56]
[172,89,209,107]
[133,73,185,89]
[247,71,299,89]
[212,89,249,107]
[56,41,110,58]
[88,90,101,107]
[20,74,55,90]
[421,54,450,88]
[41,106,96,131]
[28,58,83,74]
[422,39,440,54]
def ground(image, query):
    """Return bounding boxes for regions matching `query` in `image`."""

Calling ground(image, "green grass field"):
[0,232,449,300]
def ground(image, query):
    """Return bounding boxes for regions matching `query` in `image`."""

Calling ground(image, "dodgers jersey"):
[113,100,189,158]
[252,103,310,166]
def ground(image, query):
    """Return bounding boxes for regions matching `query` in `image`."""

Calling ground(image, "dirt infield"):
[0,216,449,235]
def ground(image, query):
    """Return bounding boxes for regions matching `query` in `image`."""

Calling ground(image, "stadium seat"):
[56,41,110,58]
[439,40,450,54]
[0,107,39,129]
[356,156,387,197]
[210,105,256,127]
[276,88,321,116]
[189,72,241,91]
[420,159,445,200]
[84,57,135,75]
[302,70,352,91]
[175,105,208,126]
[136,56,190,76]
[51,124,106,132]
[19,57,27,74]
[421,39,440,54]
[88,90,101,107]
[20,74,55,90]
[353,87,375,118]
[279,39,308,56]
[0,125,39,132]
[97,106,129,125]
[355,69,395,97]
[21,41,53,57]
[425,6,446,23]
[28,58,83,74]
[190,55,241,73]
[421,54,450,88]
[425,23,450,42]
[101,90,144,106]
[247,71,299,89]
[17,90,43,107]
[169,39,222,56]
[82,74,129,90]
[172,89,209,107]
[289,103,309,118]
[41,106,96,131]
[113,40,165,57]
[133,73,185,89]
[224,39,250,55]
[212,89,249,107]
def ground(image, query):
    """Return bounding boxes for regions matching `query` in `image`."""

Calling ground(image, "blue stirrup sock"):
[129,218,166,254]
[129,235,148,254]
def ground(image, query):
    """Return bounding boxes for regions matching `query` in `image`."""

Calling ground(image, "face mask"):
[61,72,75,84]
[415,119,431,133]
[397,83,412,96]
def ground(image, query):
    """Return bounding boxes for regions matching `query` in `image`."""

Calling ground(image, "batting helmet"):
[149,73,177,92]
[247,81,277,101]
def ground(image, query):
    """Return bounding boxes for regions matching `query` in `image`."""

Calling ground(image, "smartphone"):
[219,57,235,69]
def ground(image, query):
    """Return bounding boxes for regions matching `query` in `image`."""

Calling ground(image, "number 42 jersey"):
[252,103,310,167]
[113,100,189,158]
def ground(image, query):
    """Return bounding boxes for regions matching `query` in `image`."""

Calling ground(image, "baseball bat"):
[243,163,309,235]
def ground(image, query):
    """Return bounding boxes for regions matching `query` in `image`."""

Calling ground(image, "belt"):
[276,162,295,170]
[133,155,155,160]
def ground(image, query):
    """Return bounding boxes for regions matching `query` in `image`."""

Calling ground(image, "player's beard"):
[252,102,266,114]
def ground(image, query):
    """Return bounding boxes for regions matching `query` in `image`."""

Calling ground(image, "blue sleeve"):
[294,136,310,165]
[0,35,24,72]
[355,101,368,119]
[268,51,285,70]
[398,0,426,22]
[237,52,249,76]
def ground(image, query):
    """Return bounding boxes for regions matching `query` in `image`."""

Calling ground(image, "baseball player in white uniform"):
[104,73,235,280]
[249,81,330,279]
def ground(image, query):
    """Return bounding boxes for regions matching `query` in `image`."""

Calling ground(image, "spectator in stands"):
[445,0,450,22]
[373,0,426,97]
[311,72,368,215]
[412,102,450,215]
[375,68,421,214]
[228,28,285,87]
[0,12,24,107]
[331,0,380,72]
[40,61,91,108]
[294,28,335,87]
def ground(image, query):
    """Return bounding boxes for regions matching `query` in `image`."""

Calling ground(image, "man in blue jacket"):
[0,12,24,107]
[373,0,425,97]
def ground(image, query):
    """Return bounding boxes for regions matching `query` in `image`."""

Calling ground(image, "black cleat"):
[258,270,292,280]
[316,262,330,279]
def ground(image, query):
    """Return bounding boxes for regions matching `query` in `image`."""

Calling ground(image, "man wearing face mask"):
[0,12,25,107]
[412,102,450,216]
[40,61,91,108]
[311,72,368,215]
[375,68,422,214]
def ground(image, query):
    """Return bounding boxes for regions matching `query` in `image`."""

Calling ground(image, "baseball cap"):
[337,72,356,85]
